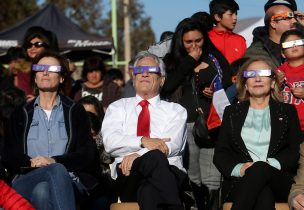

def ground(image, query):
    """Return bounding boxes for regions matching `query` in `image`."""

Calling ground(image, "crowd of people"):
[1,0,304,210]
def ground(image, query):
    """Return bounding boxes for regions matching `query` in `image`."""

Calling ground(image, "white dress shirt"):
[102,94,187,179]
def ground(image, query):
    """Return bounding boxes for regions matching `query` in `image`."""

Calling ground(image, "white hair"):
[133,51,166,77]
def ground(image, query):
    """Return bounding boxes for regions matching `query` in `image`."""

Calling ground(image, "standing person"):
[73,56,106,102]
[244,0,297,67]
[208,0,247,64]
[161,18,232,210]
[102,51,188,210]
[277,29,304,132]
[214,57,302,210]
[22,26,59,101]
[3,51,100,210]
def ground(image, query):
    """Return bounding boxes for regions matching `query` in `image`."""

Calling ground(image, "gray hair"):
[133,51,166,77]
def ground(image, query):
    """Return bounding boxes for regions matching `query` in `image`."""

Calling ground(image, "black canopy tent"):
[0,4,114,62]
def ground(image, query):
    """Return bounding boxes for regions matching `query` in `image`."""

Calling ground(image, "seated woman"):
[213,57,303,210]
[3,50,99,210]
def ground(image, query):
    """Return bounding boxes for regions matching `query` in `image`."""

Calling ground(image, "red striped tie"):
[137,100,150,137]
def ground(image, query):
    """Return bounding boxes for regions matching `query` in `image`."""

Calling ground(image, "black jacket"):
[161,53,232,123]
[244,26,283,67]
[214,100,303,201]
[3,95,100,190]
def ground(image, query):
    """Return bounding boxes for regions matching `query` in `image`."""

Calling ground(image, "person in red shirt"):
[277,29,304,132]
[208,0,246,64]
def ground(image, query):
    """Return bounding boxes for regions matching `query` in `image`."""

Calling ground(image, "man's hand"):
[119,153,140,176]
[30,156,56,167]
[240,162,253,177]
[291,87,304,99]
[292,193,304,210]
[141,137,170,155]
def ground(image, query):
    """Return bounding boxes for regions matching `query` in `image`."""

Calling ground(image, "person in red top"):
[208,0,246,64]
[0,179,34,210]
[277,29,304,132]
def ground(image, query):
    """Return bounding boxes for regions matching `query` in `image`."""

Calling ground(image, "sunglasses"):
[271,12,295,22]
[32,64,62,73]
[26,42,48,49]
[243,70,272,78]
[133,66,161,75]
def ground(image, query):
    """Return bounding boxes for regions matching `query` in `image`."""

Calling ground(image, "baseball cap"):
[264,0,297,12]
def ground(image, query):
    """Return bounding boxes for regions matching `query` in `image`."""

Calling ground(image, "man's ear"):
[160,76,165,87]
[60,77,64,83]
[281,51,286,59]
[214,14,222,22]
[270,20,276,30]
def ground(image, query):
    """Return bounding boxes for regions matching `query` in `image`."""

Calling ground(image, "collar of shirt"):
[135,94,161,109]
[34,95,62,111]
[212,26,233,35]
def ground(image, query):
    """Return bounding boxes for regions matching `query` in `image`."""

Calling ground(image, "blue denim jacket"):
[27,96,68,158]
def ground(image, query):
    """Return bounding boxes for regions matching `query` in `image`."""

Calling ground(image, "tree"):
[43,0,105,34]
[0,0,39,31]
[101,0,155,61]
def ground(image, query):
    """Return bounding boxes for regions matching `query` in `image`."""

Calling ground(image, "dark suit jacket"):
[213,99,303,201]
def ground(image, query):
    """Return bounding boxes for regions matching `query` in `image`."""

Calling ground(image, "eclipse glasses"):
[32,64,62,72]
[243,70,272,78]
[271,12,295,21]
[282,39,304,49]
[133,66,161,75]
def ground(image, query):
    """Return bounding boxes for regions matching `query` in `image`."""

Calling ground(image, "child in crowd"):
[208,0,246,64]
[278,29,304,132]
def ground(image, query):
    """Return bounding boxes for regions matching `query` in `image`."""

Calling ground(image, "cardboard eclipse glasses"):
[282,39,304,49]
[243,70,272,78]
[32,64,62,73]
[133,66,161,75]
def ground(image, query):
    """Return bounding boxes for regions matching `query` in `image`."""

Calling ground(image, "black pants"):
[115,150,186,210]
[228,161,293,210]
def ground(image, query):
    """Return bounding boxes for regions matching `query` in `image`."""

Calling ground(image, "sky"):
[140,0,304,41]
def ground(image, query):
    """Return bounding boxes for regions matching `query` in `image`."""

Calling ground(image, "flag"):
[207,76,230,130]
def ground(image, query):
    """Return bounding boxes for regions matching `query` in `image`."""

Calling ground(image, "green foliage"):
[101,0,156,60]
[0,0,39,31]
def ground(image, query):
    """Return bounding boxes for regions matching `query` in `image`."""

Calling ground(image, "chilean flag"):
[207,76,230,130]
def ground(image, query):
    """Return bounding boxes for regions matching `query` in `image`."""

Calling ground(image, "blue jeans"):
[12,163,76,210]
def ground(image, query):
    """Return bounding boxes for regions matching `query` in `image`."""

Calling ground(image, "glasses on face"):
[243,70,272,78]
[32,64,62,73]
[271,12,295,22]
[133,66,161,75]
[282,39,304,49]
[296,14,304,21]
[25,42,48,49]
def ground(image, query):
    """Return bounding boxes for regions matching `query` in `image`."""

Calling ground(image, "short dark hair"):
[78,95,104,120]
[103,68,124,86]
[159,31,174,42]
[209,0,239,23]
[280,29,304,45]
[81,56,107,80]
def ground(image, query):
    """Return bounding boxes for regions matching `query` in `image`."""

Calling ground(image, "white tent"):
[235,17,264,47]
